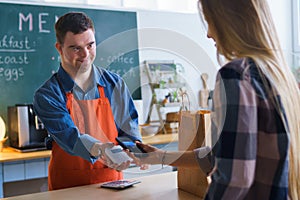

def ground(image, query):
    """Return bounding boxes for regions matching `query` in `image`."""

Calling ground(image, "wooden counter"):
[0,148,51,163]
[0,134,178,198]
[0,172,199,200]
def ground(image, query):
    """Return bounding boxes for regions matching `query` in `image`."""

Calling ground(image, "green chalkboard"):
[0,2,140,125]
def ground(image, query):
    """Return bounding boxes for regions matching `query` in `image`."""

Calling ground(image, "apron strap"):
[97,86,106,99]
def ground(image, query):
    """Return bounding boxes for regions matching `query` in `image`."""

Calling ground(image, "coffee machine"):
[7,104,48,152]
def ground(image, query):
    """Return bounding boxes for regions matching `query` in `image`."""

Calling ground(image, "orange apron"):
[48,86,122,190]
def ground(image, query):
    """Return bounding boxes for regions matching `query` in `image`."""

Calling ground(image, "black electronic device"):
[116,136,147,157]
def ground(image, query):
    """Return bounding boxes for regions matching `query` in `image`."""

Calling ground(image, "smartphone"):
[116,136,147,157]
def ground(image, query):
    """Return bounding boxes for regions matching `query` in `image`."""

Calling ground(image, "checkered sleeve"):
[205,64,258,200]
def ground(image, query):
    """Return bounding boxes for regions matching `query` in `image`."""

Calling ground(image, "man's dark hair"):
[55,12,95,44]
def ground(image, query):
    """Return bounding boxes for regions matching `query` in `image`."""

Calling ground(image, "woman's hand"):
[129,142,165,169]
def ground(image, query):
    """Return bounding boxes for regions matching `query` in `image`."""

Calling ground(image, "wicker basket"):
[166,112,180,123]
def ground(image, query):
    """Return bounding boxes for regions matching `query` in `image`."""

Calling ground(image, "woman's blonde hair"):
[199,0,300,199]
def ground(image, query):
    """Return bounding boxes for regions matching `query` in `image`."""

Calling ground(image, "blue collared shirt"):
[33,64,141,163]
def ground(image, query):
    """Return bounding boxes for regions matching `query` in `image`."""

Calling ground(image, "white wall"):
[137,1,293,121]
[267,0,293,66]
[137,11,218,120]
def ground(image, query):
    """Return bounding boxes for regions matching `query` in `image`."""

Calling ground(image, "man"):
[33,12,142,190]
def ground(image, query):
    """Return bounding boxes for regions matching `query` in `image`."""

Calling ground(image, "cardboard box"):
[177,110,211,199]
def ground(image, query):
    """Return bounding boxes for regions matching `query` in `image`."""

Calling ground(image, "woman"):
[133,0,300,199]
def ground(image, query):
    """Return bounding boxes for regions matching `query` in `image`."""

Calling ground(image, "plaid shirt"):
[196,58,289,200]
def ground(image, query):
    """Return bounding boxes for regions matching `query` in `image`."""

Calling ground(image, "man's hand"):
[106,155,132,172]
[91,142,131,171]
[90,142,114,157]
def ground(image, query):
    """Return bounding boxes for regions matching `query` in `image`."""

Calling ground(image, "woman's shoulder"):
[218,58,253,80]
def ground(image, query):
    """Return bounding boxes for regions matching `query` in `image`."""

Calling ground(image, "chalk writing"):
[0,35,35,81]
[107,52,134,64]
[106,66,137,78]
[0,35,32,50]
[0,67,24,81]
[0,53,29,65]
[19,12,54,33]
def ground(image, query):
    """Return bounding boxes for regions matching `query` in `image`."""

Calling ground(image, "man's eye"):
[72,47,80,51]
[88,43,94,49]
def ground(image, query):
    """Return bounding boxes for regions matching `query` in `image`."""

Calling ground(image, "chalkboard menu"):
[0,2,140,124]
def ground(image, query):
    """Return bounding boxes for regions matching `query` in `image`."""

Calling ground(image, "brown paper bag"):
[177,110,211,199]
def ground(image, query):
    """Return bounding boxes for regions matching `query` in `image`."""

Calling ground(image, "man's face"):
[56,29,96,75]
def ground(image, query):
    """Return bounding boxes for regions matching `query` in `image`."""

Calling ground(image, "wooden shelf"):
[144,60,184,134]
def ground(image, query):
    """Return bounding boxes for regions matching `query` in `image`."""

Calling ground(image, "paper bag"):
[177,110,211,199]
